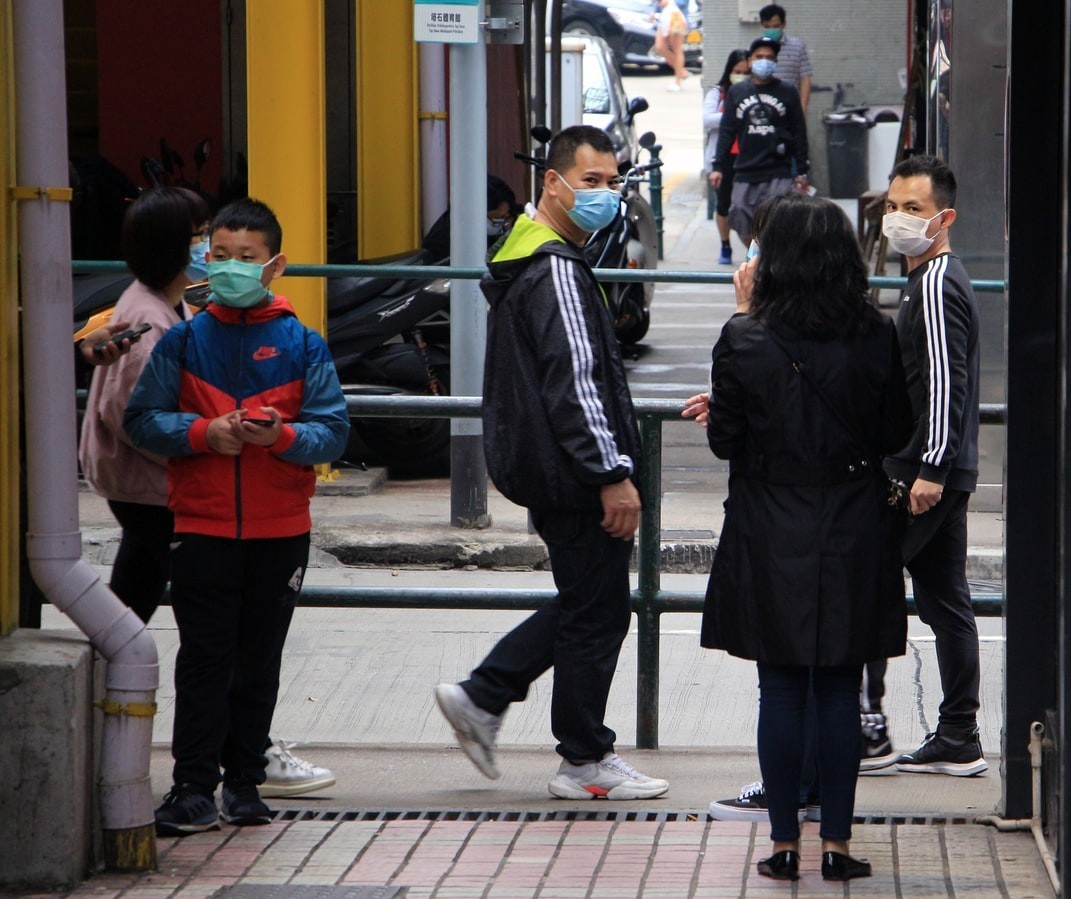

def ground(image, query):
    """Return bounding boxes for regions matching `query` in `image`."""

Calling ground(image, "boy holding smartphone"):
[125,198,349,836]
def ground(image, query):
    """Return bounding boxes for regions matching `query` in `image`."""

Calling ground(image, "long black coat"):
[701,313,914,667]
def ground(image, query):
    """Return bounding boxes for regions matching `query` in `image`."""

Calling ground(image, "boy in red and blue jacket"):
[125,198,349,836]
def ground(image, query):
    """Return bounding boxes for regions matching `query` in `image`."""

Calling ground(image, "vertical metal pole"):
[449,12,490,529]
[636,413,662,749]
[647,141,664,261]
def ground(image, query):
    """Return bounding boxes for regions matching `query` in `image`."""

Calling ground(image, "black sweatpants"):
[902,489,980,736]
[461,508,633,763]
[107,500,174,624]
[169,532,309,791]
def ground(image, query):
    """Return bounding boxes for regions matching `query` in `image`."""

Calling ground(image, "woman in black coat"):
[695,196,913,881]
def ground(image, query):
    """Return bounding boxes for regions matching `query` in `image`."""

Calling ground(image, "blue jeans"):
[757,662,863,842]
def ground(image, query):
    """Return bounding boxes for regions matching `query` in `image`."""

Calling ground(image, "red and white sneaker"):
[548,752,669,800]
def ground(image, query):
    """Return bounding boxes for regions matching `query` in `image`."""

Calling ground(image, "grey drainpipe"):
[13,0,159,870]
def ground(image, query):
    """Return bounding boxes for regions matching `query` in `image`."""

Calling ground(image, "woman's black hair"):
[122,187,210,291]
[717,49,750,92]
[748,195,880,339]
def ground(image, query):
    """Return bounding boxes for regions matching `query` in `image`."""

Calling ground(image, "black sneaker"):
[221,781,272,826]
[155,784,220,836]
[707,781,806,823]
[895,731,988,776]
[860,712,898,773]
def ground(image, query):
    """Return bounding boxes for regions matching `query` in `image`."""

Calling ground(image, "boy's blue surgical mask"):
[186,237,210,282]
[751,58,777,79]
[551,170,620,233]
[207,256,278,308]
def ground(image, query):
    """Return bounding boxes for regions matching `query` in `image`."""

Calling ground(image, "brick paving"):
[7,815,1054,898]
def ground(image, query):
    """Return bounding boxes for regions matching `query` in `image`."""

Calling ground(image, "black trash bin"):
[824,109,870,198]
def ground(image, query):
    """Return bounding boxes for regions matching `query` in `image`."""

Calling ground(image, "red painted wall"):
[95,0,224,203]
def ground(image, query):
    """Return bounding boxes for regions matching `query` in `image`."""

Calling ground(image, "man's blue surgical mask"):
[751,58,777,79]
[763,27,784,41]
[186,237,210,282]
[552,171,620,233]
[207,256,278,308]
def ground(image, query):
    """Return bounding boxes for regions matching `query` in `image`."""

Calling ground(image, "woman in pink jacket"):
[80,186,209,622]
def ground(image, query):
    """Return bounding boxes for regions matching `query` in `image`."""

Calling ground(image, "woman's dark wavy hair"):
[748,195,881,339]
[717,49,749,92]
[122,187,209,290]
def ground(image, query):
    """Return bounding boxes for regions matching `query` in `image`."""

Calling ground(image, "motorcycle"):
[517,125,661,345]
[326,255,452,478]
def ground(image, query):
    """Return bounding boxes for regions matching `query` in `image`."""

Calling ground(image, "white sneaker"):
[548,753,669,800]
[434,683,503,779]
[260,741,336,798]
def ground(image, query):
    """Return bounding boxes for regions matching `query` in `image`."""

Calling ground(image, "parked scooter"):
[327,255,451,477]
[517,126,661,345]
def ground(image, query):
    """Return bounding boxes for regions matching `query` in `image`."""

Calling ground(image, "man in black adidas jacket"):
[709,35,810,243]
[433,126,669,801]
[878,154,986,778]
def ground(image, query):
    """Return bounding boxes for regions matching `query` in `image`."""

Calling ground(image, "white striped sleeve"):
[549,255,634,474]
[921,254,951,468]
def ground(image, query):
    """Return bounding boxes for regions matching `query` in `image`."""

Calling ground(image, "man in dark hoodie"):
[434,125,669,801]
[709,35,809,244]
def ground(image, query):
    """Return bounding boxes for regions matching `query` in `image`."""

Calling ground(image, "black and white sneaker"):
[220,781,272,826]
[155,784,220,836]
[895,731,988,776]
[860,712,898,774]
[707,781,807,823]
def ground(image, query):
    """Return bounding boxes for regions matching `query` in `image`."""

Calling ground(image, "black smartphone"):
[93,322,151,353]
[241,415,274,426]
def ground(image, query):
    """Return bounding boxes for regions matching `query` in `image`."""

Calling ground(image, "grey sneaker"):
[434,683,503,779]
[154,784,220,836]
[548,753,669,800]
[261,740,336,797]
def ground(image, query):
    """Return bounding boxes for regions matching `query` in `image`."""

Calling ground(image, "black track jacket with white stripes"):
[884,252,979,493]
[480,214,642,511]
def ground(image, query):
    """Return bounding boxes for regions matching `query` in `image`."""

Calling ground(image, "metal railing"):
[71,259,1009,748]
[310,395,1006,749]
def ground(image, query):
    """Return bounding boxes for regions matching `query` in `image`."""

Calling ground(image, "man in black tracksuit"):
[433,126,669,801]
[878,155,986,777]
[709,35,810,243]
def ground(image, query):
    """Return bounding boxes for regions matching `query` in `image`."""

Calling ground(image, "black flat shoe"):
[822,850,872,881]
[757,850,800,881]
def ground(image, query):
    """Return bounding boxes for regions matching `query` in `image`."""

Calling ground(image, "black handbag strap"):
[766,330,872,454]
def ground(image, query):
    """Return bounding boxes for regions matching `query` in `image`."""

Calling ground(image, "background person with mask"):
[709,36,810,245]
[704,48,751,265]
[758,3,813,113]
[421,174,517,262]
[433,125,669,803]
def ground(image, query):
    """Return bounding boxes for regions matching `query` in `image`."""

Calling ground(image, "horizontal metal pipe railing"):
[71,259,1009,293]
[296,585,1004,619]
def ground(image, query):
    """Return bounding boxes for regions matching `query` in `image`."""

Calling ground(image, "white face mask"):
[882,209,946,257]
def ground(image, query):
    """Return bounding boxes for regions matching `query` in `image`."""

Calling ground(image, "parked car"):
[580,35,649,168]
[561,0,702,71]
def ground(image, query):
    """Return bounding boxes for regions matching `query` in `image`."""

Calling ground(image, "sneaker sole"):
[707,801,806,823]
[221,812,272,826]
[155,819,221,837]
[260,774,337,798]
[434,684,500,780]
[548,776,669,801]
[894,758,989,776]
[859,752,899,774]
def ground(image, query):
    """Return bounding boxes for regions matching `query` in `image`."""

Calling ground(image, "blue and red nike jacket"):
[124,295,350,539]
